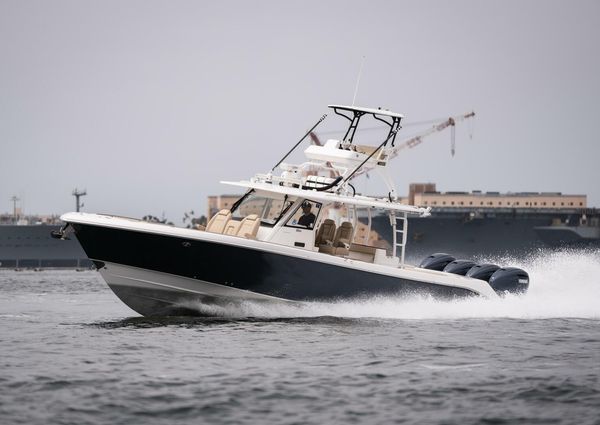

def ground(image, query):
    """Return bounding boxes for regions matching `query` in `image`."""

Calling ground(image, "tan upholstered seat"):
[223,220,241,236]
[236,214,260,239]
[319,221,354,256]
[333,221,354,248]
[315,219,336,246]
[206,209,231,234]
[348,243,376,263]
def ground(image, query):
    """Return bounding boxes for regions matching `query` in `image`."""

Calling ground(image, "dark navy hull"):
[71,223,476,316]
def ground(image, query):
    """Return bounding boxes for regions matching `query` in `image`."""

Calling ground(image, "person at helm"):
[298,201,316,228]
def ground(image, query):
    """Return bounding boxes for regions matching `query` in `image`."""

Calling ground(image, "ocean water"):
[1,250,599,425]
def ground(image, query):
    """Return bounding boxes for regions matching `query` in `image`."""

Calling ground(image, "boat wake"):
[186,249,600,320]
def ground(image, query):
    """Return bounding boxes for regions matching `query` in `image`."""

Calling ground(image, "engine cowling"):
[466,263,500,282]
[488,267,529,295]
[443,260,477,276]
[419,253,530,296]
[419,253,456,271]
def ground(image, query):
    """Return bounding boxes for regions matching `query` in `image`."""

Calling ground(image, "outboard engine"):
[443,260,477,276]
[488,267,529,295]
[419,253,456,271]
[466,263,500,282]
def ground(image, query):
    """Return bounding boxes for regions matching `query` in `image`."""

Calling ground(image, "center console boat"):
[57,105,529,316]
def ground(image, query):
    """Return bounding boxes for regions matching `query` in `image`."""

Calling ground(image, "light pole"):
[72,189,87,212]
[10,195,19,223]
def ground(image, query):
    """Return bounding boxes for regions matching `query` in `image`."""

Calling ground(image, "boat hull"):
[99,262,289,316]
[65,217,492,316]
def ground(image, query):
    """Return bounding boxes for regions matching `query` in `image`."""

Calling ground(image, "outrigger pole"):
[270,114,327,173]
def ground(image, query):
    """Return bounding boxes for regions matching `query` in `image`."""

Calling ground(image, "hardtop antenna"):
[352,56,366,106]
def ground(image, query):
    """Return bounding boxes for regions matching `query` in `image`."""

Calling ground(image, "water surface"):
[1,250,599,424]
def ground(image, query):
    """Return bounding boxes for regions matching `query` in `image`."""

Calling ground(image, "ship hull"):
[0,225,91,269]
[63,214,497,317]
[534,226,600,247]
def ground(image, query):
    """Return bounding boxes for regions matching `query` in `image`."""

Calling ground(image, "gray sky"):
[1,0,599,223]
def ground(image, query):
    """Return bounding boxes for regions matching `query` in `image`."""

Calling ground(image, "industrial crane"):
[309,111,475,180]
[390,111,475,158]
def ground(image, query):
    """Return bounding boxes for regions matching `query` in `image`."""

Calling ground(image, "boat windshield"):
[285,200,323,230]
[231,192,293,226]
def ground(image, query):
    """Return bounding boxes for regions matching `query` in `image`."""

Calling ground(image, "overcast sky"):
[1,0,599,223]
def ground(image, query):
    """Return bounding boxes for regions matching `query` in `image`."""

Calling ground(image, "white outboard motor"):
[443,260,477,276]
[488,267,529,295]
[466,264,500,282]
[419,253,456,271]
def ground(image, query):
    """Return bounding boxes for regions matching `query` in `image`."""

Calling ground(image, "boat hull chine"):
[100,262,286,317]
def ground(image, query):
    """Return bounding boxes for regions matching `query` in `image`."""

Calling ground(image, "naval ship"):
[0,219,91,269]
[371,183,600,262]
[0,192,91,269]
